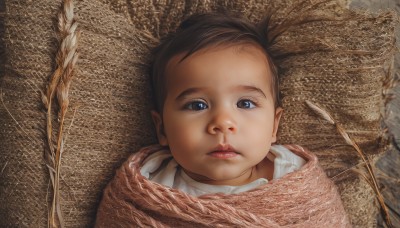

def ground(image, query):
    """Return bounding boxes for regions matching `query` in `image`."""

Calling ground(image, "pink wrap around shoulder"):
[95,145,350,227]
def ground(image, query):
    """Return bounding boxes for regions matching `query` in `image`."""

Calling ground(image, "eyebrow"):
[238,85,267,98]
[176,87,206,101]
[175,85,267,100]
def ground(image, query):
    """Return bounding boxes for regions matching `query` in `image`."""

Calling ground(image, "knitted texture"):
[0,0,397,227]
[95,145,350,227]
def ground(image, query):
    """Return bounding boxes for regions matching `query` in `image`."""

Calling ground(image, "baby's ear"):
[150,111,168,146]
[271,107,284,143]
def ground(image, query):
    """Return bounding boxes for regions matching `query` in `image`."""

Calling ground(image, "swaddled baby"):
[96,12,350,227]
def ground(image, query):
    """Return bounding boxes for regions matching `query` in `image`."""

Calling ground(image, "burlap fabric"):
[95,145,350,227]
[0,0,397,227]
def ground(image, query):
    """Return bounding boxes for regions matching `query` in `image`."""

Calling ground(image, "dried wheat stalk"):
[305,100,392,227]
[42,0,80,227]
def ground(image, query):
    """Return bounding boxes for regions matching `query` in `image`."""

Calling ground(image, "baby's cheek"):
[166,120,201,142]
[244,124,275,146]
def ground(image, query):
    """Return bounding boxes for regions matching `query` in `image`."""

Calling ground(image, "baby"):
[143,13,306,196]
[96,12,349,227]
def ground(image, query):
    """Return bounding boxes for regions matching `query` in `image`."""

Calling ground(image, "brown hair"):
[150,12,280,113]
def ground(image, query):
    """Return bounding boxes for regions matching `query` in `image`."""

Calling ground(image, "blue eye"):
[184,101,208,111]
[237,99,256,109]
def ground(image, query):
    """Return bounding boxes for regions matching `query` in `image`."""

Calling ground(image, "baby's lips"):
[208,150,239,159]
[210,143,239,153]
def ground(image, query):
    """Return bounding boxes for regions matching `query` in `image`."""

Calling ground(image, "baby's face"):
[152,44,282,186]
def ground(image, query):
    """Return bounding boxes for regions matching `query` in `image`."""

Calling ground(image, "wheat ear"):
[305,100,392,227]
[42,0,80,227]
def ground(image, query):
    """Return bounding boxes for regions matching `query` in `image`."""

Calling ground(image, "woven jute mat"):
[0,0,397,227]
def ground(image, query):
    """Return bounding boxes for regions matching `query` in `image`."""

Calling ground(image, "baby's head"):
[150,13,283,185]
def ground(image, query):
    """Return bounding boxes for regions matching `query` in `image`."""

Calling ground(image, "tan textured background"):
[349,0,400,227]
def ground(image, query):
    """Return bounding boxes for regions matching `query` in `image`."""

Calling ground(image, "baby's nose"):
[207,110,237,134]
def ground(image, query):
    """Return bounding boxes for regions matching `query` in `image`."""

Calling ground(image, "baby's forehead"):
[165,43,271,73]
[163,44,275,97]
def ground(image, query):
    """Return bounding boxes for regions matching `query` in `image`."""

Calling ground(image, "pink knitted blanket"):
[95,145,350,227]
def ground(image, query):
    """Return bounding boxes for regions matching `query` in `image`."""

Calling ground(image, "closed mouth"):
[208,144,240,158]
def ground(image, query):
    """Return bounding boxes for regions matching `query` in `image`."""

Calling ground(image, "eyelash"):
[237,99,258,109]
[182,98,259,111]
[183,100,208,111]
